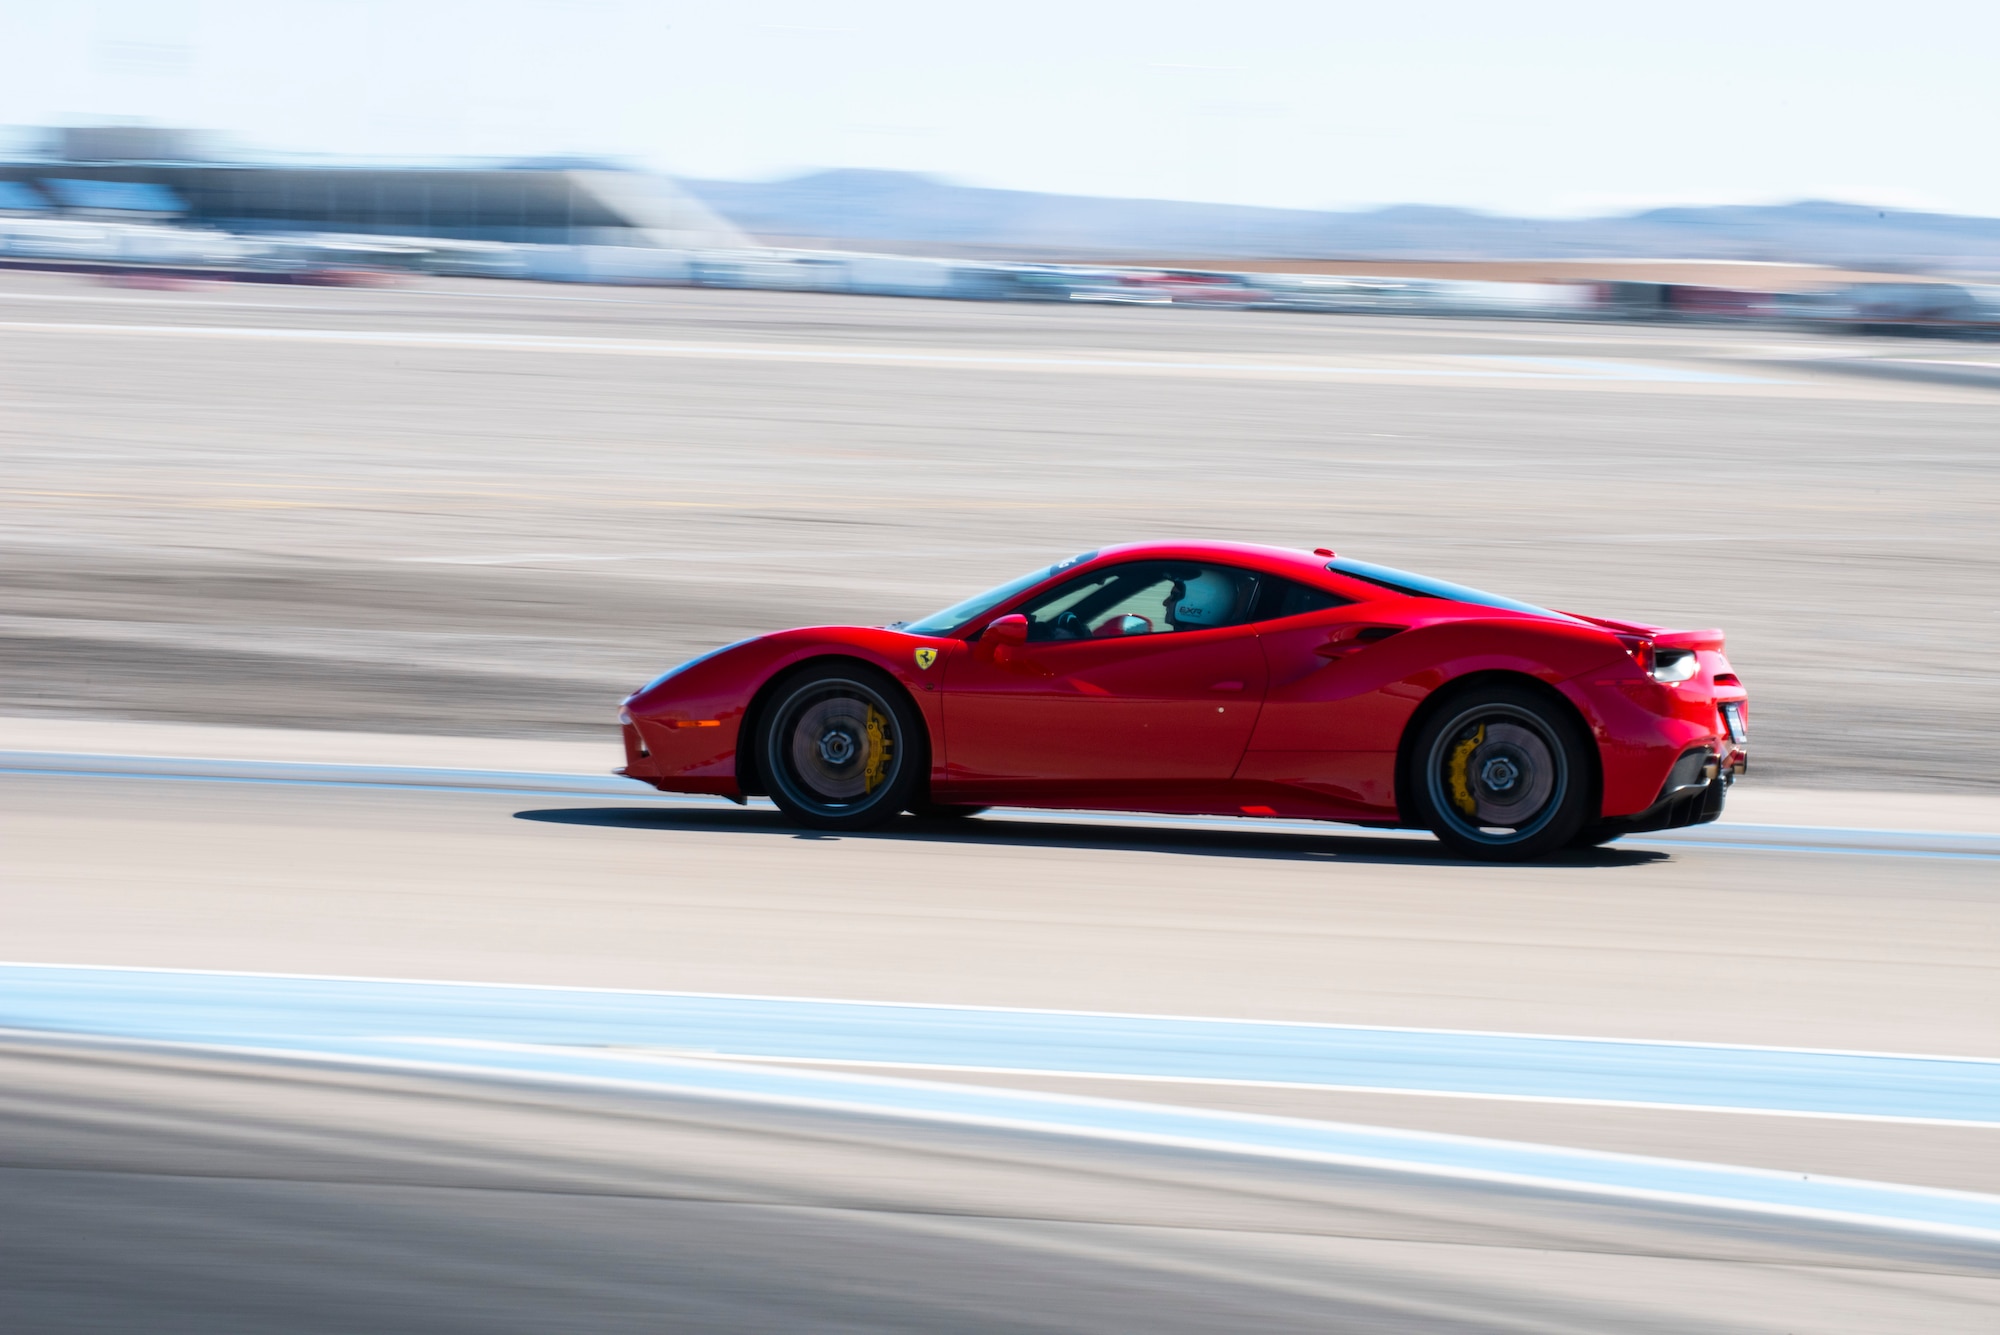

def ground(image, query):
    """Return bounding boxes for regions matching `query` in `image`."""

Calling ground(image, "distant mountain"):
[680,170,2000,273]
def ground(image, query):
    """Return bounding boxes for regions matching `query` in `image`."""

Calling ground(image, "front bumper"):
[617,713,746,801]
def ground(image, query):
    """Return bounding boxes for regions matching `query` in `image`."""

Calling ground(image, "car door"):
[1250,603,1425,752]
[1239,597,1430,816]
[941,561,1268,803]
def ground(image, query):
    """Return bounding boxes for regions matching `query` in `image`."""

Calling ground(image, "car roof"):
[1068,542,1576,623]
[1081,540,1342,579]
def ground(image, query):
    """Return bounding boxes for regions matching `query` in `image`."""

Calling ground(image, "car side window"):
[1250,576,1353,622]
[1018,561,1262,642]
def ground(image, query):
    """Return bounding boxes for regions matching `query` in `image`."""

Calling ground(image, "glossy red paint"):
[941,618,1266,808]
[622,625,957,800]
[618,542,1747,830]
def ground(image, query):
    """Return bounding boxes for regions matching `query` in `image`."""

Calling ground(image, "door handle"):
[1210,680,1245,691]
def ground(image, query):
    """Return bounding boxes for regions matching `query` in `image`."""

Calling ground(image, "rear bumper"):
[1563,663,1748,821]
[1595,743,1745,835]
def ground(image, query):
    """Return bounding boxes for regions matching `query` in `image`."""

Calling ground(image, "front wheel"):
[761,665,923,831]
[1409,685,1592,861]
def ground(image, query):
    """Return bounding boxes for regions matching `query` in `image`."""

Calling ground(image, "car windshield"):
[1327,557,1570,619]
[901,552,1098,636]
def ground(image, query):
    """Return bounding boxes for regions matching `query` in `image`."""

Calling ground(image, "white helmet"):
[1171,569,1242,628]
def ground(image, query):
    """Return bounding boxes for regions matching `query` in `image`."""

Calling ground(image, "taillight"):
[1651,648,1698,683]
[1617,636,1697,683]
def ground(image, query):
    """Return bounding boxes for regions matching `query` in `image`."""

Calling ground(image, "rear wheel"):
[761,665,922,831]
[1410,684,1592,861]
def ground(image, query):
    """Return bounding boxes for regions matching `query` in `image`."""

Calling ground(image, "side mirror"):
[984,614,1029,645]
[980,613,1029,663]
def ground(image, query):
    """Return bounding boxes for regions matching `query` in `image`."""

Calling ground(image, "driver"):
[1166,568,1248,631]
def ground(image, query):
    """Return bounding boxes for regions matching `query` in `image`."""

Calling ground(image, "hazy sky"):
[4,0,1994,217]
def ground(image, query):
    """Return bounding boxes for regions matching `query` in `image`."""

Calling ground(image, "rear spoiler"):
[1655,627,1726,653]
[1561,613,1725,654]
[1559,611,1661,636]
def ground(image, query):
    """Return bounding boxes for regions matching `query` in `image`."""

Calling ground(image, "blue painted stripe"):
[10,965,2000,1241]
[27,1028,2000,1246]
[1630,839,2000,863]
[3,965,1995,1125]
[0,751,643,795]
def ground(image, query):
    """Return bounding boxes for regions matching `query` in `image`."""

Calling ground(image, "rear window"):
[1327,557,1568,619]
[1251,576,1352,621]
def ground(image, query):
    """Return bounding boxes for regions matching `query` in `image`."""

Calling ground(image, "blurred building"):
[0,126,749,249]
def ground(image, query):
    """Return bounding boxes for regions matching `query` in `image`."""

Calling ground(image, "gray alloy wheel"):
[761,665,921,831]
[1412,685,1591,861]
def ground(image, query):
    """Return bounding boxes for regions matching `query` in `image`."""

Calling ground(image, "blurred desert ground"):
[2,269,1995,790]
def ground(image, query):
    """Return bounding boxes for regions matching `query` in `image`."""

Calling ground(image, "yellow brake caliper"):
[1446,725,1485,817]
[862,705,892,793]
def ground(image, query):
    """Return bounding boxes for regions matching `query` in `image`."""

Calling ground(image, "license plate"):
[1721,702,1748,744]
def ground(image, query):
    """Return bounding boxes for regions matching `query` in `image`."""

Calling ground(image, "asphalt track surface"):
[7,753,2000,1331]
[5,275,2000,1328]
[13,1038,1998,1335]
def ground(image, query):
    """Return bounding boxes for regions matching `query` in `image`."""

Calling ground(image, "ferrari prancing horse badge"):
[914,648,937,670]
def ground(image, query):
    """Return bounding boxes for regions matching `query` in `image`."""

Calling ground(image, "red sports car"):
[618,543,1748,860]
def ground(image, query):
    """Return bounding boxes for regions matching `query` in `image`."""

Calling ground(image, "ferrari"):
[618,542,1748,860]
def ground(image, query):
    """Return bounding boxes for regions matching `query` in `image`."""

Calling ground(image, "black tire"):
[1567,824,1623,850]
[1409,683,1592,861]
[760,664,923,831]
